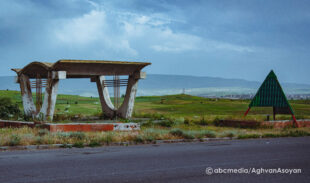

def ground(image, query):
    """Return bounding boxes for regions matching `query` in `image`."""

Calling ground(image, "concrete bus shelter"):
[12,60,151,121]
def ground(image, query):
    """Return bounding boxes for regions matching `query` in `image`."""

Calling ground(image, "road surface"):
[0,137,309,183]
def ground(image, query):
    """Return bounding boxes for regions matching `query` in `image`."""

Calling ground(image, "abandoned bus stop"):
[12,60,151,122]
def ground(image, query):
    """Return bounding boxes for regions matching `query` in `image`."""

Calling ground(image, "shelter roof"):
[12,59,151,78]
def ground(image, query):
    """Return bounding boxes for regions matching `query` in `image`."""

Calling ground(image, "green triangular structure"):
[244,70,297,125]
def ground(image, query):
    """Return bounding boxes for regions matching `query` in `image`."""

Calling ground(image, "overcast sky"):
[1,0,309,84]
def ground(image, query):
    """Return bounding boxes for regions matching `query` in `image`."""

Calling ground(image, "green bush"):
[73,141,84,148]
[157,119,174,127]
[38,129,49,136]
[60,143,72,148]
[102,133,113,145]
[223,132,235,138]
[183,118,190,125]
[141,120,154,127]
[169,129,195,139]
[133,135,144,144]
[182,132,195,139]
[195,117,209,126]
[169,129,184,137]
[89,140,101,147]
[213,117,221,126]
[69,132,86,140]
[286,130,310,137]
[237,134,261,139]
[202,130,216,138]
[0,97,20,119]
[8,134,21,146]
[35,137,43,145]
[144,135,155,143]
[262,133,280,138]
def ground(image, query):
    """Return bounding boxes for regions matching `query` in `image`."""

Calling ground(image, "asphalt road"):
[0,137,309,183]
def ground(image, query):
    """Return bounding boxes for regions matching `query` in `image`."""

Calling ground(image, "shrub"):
[8,134,21,146]
[144,135,155,143]
[182,132,195,139]
[0,97,20,119]
[262,133,280,138]
[73,141,84,148]
[169,129,195,139]
[60,143,72,148]
[69,132,86,140]
[133,135,144,144]
[184,118,190,125]
[38,129,49,136]
[89,140,101,147]
[213,117,221,126]
[196,117,209,126]
[286,130,310,137]
[237,134,261,139]
[141,120,154,127]
[56,132,71,139]
[202,130,216,138]
[169,129,184,137]
[35,137,43,145]
[102,133,113,145]
[223,132,235,138]
[157,119,174,127]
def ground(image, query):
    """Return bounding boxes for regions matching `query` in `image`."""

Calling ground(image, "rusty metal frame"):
[30,74,47,114]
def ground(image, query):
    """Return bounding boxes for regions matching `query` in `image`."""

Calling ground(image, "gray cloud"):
[1,0,309,84]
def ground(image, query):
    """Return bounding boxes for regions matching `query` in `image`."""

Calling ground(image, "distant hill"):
[1,75,309,97]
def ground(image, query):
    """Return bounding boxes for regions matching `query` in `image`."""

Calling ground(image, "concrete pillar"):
[118,74,139,118]
[38,73,59,121]
[19,74,36,118]
[96,75,115,118]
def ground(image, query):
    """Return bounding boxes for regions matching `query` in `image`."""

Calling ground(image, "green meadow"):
[1,90,310,147]
[1,90,309,121]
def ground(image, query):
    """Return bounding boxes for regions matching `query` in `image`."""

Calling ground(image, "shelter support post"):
[96,76,115,118]
[118,73,139,118]
[19,74,36,118]
[38,72,59,121]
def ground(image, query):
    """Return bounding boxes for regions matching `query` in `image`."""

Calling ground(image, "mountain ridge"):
[0,75,309,96]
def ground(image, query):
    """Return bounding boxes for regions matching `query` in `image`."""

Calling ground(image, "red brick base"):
[0,120,140,132]
[46,123,115,132]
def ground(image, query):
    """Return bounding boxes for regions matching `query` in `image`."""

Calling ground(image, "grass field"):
[1,90,310,121]
[1,90,310,147]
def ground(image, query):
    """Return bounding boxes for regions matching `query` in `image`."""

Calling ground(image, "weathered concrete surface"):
[19,74,36,118]
[38,76,59,121]
[118,74,139,118]
[0,137,309,183]
[96,74,140,119]
[263,120,310,128]
[96,76,115,118]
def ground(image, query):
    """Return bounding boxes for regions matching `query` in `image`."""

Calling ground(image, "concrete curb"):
[0,137,238,151]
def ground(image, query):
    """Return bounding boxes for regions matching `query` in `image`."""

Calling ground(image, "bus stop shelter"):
[12,60,151,121]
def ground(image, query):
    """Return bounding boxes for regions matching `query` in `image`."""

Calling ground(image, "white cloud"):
[55,10,106,44]
[53,9,138,56]
[52,1,254,60]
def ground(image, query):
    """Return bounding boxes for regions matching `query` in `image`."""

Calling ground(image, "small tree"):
[0,97,20,119]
